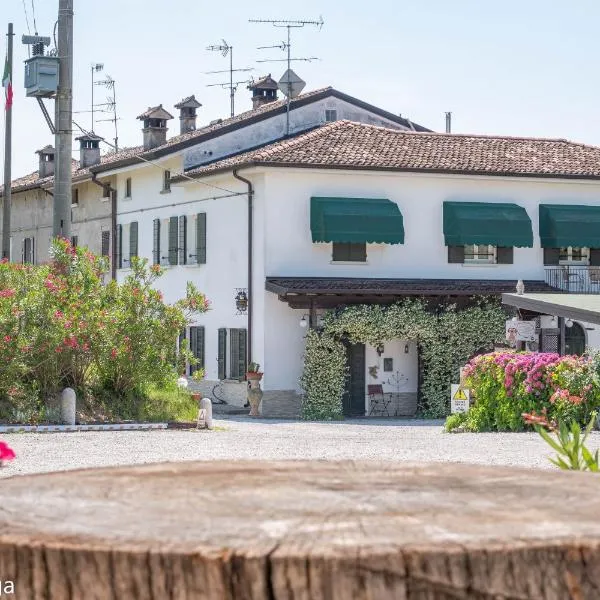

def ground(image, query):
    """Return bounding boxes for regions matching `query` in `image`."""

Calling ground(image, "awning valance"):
[310,197,404,244]
[443,201,533,247]
[539,204,600,248]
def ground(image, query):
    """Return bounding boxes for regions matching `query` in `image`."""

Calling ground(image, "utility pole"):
[2,23,14,261]
[54,0,74,239]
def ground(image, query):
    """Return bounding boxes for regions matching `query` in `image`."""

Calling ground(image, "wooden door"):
[343,343,366,417]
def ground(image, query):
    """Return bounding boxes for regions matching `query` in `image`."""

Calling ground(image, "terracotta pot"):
[246,372,263,382]
[191,393,201,402]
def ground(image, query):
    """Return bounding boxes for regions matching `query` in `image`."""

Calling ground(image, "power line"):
[21,0,31,34]
[30,0,38,34]
[71,120,243,197]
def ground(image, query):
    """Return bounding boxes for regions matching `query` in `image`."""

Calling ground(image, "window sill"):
[559,262,590,266]
[123,196,132,201]
[160,189,172,195]
[330,260,369,265]
[461,263,499,268]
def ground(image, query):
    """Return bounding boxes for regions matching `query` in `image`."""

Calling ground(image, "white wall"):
[183,97,411,170]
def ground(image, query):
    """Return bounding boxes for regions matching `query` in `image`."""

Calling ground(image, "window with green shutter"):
[70,235,78,248]
[116,225,123,269]
[152,219,161,265]
[332,242,366,262]
[229,328,247,380]
[178,216,187,265]
[196,213,206,264]
[129,222,138,260]
[189,326,205,375]
[218,328,227,380]
[168,216,178,265]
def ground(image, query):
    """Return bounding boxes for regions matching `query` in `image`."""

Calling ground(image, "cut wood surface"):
[1,461,600,599]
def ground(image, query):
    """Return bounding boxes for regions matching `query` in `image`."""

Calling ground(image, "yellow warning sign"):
[453,388,468,401]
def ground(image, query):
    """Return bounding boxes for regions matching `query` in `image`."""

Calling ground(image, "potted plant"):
[246,362,263,382]
[190,367,205,403]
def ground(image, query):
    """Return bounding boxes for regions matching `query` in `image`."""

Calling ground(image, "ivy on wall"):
[300,298,507,419]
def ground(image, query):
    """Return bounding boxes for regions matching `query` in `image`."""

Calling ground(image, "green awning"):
[310,197,404,244]
[539,204,600,248]
[443,201,533,247]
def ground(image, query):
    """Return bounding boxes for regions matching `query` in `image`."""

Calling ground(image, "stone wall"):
[260,390,302,419]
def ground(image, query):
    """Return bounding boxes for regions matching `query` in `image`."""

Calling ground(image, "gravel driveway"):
[2,417,598,478]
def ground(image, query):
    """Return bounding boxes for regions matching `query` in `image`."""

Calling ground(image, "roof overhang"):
[502,293,600,325]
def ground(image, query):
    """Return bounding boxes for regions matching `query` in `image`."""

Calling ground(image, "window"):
[125,177,132,198]
[464,244,496,264]
[189,326,205,375]
[101,231,110,257]
[217,328,247,380]
[565,322,586,355]
[71,188,79,207]
[129,222,138,260]
[168,216,178,265]
[102,186,110,199]
[178,216,187,265]
[332,242,366,262]
[559,246,590,265]
[22,237,35,264]
[325,109,338,122]
[162,170,171,193]
[70,235,78,248]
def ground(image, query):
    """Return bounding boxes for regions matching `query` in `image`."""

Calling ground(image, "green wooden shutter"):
[101,231,110,257]
[218,328,227,380]
[543,248,560,266]
[496,247,513,264]
[178,216,187,265]
[116,225,123,269]
[70,236,78,248]
[196,213,206,264]
[153,219,160,265]
[168,216,178,265]
[332,242,347,261]
[350,243,366,262]
[229,328,247,380]
[448,246,465,264]
[590,249,600,266]
[129,222,138,260]
[189,326,205,374]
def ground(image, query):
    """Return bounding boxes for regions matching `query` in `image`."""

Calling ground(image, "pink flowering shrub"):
[0,239,209,422]
[454,351,599,431]
[0,441,15,465]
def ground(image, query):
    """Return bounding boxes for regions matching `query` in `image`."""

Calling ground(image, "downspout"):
[91,173,117,281]
[233,169,254,366]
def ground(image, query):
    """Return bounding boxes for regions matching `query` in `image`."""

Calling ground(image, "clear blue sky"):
[3,0,600,177]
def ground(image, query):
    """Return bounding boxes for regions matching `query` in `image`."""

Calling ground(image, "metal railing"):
[545,266,600,294]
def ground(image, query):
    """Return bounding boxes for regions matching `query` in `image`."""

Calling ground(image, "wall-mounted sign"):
[506,320,536,344]
[451,384,470,414]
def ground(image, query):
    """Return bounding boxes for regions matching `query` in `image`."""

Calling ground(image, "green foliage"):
[0,239,209,422]
[301,299,506,420]
[300,329,347,420]
[444,411,468,432]
[139,384,198,423]
[452,351,600,432]
[534,413,599,471]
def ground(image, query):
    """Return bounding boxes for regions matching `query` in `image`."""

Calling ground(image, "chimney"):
[445,112,452,134]
[136,104,174,150]
[35,145,55,178]
[75,133,103,168]
[247,75,279,110]
[174,95,202,135]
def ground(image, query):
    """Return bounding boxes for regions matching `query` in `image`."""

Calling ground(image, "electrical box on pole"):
[22,35,58,98]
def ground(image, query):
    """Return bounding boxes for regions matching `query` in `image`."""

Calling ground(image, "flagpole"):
[2,22,14,261]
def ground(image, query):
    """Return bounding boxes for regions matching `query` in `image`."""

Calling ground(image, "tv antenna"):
[95,75,120,151]
[250,17,324,136]
[90,63,104,131]
[205,40,253,117]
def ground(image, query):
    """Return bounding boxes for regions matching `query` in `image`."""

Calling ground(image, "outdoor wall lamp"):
[566,319,574,328]
[376,343,385,356]
[235,289,248,315]
[299,315,309,328]
[404,344,409,354]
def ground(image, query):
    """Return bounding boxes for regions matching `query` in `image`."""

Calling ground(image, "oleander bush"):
[0,238,209,423]
[446,350,600,432]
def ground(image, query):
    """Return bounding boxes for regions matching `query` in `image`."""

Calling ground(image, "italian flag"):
[2,54,12,110]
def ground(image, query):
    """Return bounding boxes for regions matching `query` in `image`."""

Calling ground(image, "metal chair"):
[368,385,391,417]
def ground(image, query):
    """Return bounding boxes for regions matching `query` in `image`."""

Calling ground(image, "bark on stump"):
[1,461,600,599]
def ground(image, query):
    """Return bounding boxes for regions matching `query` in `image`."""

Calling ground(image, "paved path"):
[1,417,596,478]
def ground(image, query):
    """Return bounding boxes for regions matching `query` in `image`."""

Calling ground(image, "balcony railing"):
[545,266,600,294]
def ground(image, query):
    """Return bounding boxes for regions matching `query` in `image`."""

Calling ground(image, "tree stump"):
[1,461,600,599]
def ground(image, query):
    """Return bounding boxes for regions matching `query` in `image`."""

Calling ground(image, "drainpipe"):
[91,173,117,281]
[233,169,253,366]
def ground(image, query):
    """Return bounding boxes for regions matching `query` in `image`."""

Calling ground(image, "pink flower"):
[3,335,11,343]
[0,289,16,298]
[110,348,117,359]
[54,310,64,319]
[0,442,15,463]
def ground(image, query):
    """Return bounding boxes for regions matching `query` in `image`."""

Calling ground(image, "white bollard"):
[201,397,213,430]
[61,388,76,425]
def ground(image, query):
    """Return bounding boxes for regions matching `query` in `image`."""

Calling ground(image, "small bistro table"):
[0,461,599,598]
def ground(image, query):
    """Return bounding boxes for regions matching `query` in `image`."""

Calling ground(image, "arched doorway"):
[565,322,586,355]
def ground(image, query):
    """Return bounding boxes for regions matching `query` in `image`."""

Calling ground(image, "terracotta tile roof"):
[265,277,558,296]
[248,75,279,90]
[174,95,202,109]
[180,120,600,181]
[137,105,174,120]
[3,87,430,194]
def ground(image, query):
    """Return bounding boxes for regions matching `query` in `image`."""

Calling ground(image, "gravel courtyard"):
[3,417,598,478]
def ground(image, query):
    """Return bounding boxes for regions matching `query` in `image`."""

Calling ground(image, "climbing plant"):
[300,298,507,419]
